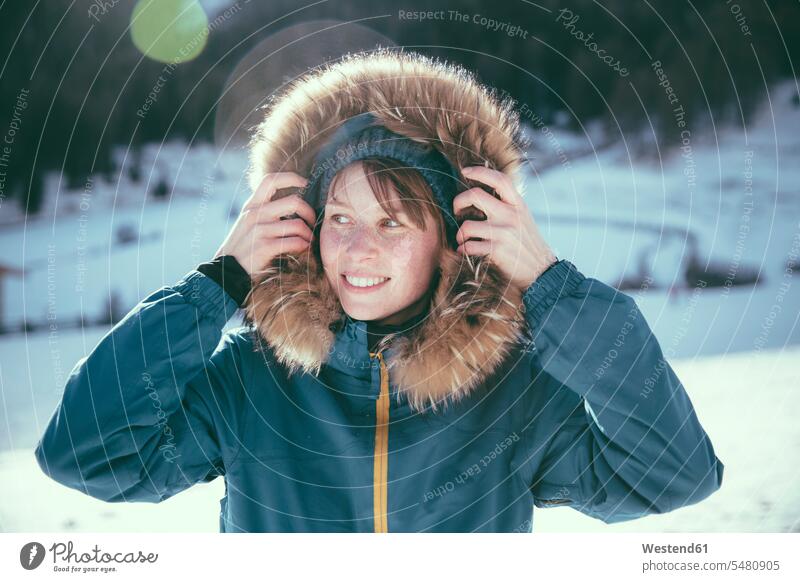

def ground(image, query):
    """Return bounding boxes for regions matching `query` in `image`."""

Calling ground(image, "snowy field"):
[0,80,798,532]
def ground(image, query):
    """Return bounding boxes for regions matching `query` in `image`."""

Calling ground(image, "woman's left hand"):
[454,165,558,291]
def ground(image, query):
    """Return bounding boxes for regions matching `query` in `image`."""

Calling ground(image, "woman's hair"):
[326,157,448,247]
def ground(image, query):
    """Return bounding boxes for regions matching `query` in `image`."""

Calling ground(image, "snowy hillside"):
[2,83,798,357]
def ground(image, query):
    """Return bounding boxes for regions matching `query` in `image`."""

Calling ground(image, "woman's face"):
[319,162,441,326]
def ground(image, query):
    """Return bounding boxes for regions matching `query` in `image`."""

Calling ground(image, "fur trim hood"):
[243,49,529,411]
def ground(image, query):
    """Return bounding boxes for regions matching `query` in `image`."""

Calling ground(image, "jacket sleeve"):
[520,260,724,523]
[34,270,244,503]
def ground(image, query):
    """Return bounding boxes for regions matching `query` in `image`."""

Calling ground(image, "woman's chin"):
[340,302,393,322]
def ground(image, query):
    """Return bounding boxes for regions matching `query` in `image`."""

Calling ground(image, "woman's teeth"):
[344,275,388,288]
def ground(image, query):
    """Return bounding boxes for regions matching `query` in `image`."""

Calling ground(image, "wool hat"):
[301,112,462,247]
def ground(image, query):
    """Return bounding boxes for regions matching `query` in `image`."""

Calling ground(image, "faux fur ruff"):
[243,49,529,412]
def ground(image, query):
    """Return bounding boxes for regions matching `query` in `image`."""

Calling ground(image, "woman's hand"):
[214,172,316,276]
[454,165,557,291]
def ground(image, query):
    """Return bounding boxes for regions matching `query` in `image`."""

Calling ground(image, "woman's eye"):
[328,214,401,228]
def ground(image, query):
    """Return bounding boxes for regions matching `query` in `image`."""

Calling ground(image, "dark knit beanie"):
[302,112,462,247]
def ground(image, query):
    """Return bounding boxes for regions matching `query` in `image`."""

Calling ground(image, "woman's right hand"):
[214,172,316,276]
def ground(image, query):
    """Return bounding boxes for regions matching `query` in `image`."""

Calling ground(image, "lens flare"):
[130,0,209,64]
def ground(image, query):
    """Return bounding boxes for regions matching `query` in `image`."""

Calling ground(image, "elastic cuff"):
[522,259,586,327]
[174,270,241,324]
[196,255,252,307]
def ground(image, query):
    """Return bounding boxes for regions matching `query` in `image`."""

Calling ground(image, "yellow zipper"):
[369,350,390,533]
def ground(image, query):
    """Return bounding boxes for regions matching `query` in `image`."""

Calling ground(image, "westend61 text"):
[642,543,708,554]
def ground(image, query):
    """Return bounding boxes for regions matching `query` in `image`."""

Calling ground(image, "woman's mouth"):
[341,274,390,292]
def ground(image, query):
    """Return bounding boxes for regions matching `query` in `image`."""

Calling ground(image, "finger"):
[456,239,493,257]
[247,172,309,207]
[256,219,313,242]
[452,188,513,221]
[246,194,316,226]
[267,236,312,255]
[274,195,318,227]
[251,233,312,257]
[456,219,495,245]
[462,166,523,207]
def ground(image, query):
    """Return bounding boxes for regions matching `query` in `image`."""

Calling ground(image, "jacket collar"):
[243,249,526,412]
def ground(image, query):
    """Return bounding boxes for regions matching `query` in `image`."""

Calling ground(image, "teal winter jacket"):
[35,258,724,532]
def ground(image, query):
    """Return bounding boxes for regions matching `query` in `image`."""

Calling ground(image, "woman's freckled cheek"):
[390,234,416,266]
[320,228,343,260]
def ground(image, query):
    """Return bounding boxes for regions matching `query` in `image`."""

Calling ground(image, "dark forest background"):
[1,0,798,214]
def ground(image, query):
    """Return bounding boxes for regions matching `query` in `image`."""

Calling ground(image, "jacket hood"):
[243,49,529,411]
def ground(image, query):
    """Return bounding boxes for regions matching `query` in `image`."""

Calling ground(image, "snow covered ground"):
[0,80,798,532]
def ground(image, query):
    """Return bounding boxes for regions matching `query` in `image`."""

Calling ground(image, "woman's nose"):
[345,226,381,258]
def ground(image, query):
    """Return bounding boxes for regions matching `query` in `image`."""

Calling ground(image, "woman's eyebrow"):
[326,199,408,219]
[326,199,351,209]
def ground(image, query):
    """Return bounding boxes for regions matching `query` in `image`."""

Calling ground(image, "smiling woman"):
[34,49,723,533]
